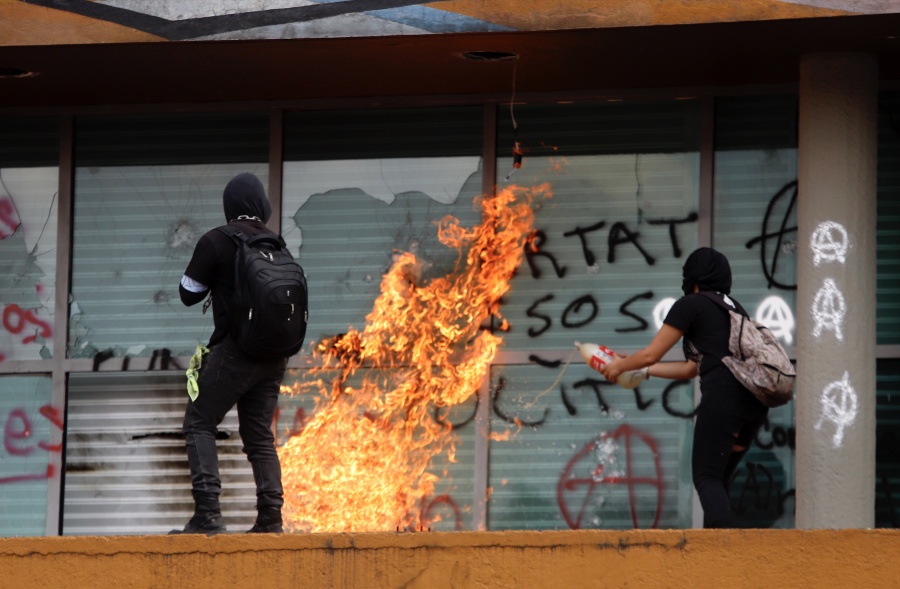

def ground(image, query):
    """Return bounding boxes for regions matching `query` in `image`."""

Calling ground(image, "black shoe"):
[246,506,282,533]
[247,521,283,533]
[169,512,227,535]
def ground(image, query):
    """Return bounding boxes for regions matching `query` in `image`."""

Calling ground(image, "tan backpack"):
[697,292,796,408]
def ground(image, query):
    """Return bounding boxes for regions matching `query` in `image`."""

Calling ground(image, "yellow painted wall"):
[2,529,899,589]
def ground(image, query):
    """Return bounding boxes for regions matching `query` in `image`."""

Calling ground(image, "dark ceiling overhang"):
[0,12,898,112]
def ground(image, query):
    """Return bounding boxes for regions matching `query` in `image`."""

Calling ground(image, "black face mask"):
[681,247,733,295]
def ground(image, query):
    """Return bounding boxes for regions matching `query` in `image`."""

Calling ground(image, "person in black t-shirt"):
[171,172,288,535]
[600,247,767,528]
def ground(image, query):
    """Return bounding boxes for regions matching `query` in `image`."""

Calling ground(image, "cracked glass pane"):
[487,100,700,531]
[0,117,58,362]
[68,112,268,359]
[280,106,484,531]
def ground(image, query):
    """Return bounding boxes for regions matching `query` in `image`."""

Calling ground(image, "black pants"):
[692,370,768,528]
[181,336,287,510]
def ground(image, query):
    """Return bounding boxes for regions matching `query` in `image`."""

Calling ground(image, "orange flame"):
[278,183,551,533]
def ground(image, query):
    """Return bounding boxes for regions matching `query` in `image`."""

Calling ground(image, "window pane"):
[278,368,477,532]
[497,100,702,352]
[713,95,798,341]
[488,364,695,530]
[280,107,484,531]
[0,117,58,361]
[282,107,484,344]
[0,375,55,537]
[63,372,254,535]
[490,100,701,530]
[68,112,268,359]
[713,95,799,528]
[877,90,900,344]
[876,358,900,528]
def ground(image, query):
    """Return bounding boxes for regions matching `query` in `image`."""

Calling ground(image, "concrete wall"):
[2,529,900,588]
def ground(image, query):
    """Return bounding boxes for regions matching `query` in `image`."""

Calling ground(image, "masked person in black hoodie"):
[172,172,287,534]
[599,247,768,528]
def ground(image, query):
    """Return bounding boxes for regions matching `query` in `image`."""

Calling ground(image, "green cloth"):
[185,343,210,401]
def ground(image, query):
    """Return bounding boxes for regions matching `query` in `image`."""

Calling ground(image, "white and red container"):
[574,341,648,389]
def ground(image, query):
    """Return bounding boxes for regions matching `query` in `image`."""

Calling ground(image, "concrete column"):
[795,53,878,528]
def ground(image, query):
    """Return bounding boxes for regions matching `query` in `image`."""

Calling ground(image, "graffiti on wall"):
[1,404,63,484]
[484,176,801,529]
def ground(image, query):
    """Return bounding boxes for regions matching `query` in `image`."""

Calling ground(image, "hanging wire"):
[504,57,523,182]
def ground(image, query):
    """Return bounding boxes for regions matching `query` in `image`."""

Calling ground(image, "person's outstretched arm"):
[600,324,692,383]
[646,358,698,380]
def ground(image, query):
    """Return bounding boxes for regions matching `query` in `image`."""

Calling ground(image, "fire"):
[277,183,550,533]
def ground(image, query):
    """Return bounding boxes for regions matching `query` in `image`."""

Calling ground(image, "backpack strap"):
[696,291,749,318]
[697,291,758,362]
[217,224,285,249]
[216,223,248,244]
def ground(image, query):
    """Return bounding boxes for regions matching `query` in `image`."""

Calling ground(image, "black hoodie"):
[222,172,272,224]
[680,246,732,296]
[180,172,274,347]
[665,247,738,376]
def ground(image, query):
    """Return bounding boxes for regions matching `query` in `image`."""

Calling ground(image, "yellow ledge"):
[1,529,897,588]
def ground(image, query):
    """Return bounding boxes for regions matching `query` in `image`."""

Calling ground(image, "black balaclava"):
[681,247,732,295]
[222,172,272,224]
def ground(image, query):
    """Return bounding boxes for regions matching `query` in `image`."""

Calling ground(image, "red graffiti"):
[0,197,20,239]
[2,303,53,344]
[557,423,664,529]
[418,493,463,531]
[38,405,64,451]
[0,464,55,484]
[1,405,63,484]
[4,409,34,456]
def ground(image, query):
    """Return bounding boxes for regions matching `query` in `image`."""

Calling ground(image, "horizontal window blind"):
[487,364,694,530]
[281,106,484,348]
[63,372,254,535]
[496,100,702,353]
[713,95,800,528]
[0,376,53,537]
[876,359,900,528]
[69,112,269,359]
[877,91,900,345]
[489,100,700,530]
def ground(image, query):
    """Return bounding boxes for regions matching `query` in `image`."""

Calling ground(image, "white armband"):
[180,275,209,293]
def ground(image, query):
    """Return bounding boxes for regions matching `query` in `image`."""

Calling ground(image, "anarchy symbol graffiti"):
[811,278,846,341]
[810,221,849,267]
[815,371,858,448]
[755,295,795,345]
[652,297,676,331]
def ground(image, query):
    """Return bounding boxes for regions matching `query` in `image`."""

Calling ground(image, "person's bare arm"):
[647,359,698,380]
[600,324,690,383]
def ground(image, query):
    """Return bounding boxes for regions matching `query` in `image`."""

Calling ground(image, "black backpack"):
[218,225,308,358]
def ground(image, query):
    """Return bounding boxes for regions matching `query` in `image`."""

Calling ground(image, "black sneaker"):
[169,512,227,535]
